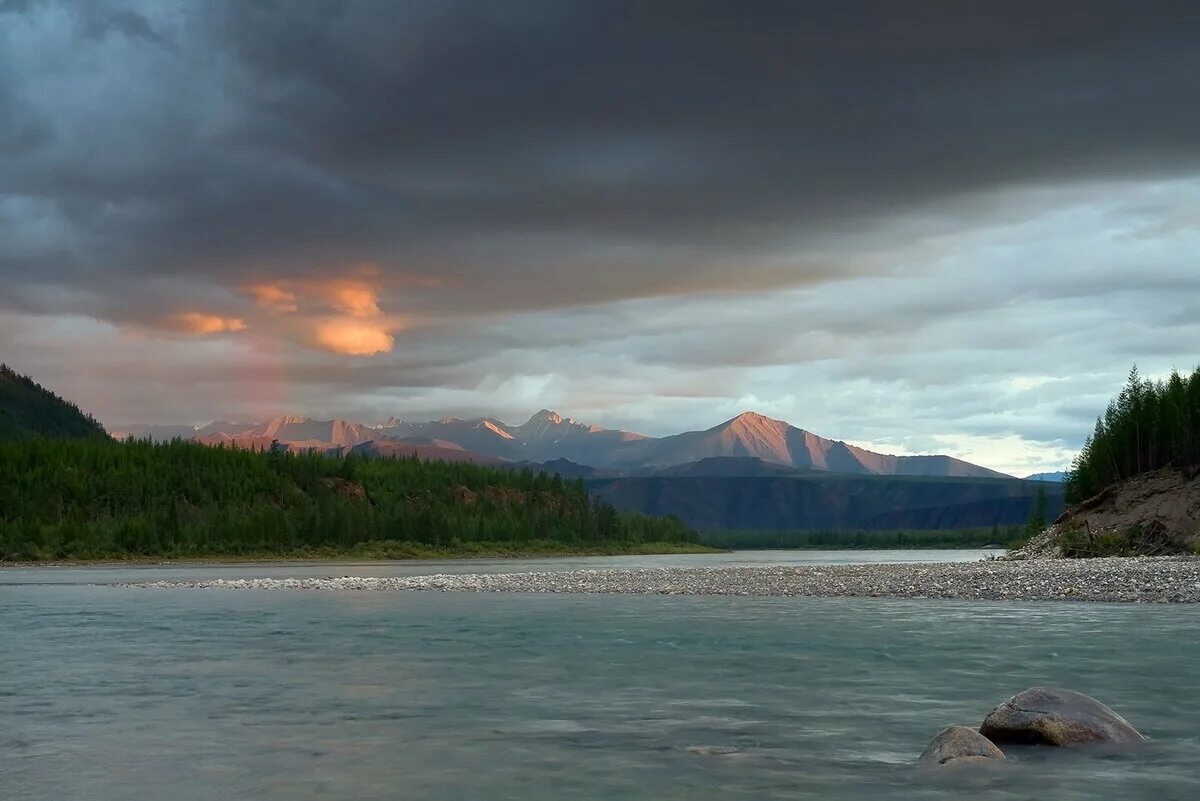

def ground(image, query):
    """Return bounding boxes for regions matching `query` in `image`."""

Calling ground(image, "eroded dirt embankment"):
[1013,468,1200,559]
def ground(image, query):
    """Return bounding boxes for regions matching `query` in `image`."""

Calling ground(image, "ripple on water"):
[1,586,1198,800]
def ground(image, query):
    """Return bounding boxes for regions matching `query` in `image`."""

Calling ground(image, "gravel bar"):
[125,557,1200,603]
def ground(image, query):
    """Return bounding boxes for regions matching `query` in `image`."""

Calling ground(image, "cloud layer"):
[3,1,1200,474]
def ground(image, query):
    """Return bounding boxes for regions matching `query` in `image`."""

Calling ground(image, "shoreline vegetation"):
[697,526,1024,551]
[0,540,1015,567]
[0,540,721,567]
[1,532,1020,567]
[0,438,699,563]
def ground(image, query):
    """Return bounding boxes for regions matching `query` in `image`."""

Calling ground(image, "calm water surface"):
[3,551,1198,800]
[0,548,1001,586]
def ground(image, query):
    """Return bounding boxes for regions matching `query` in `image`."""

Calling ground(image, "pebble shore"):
[127,556,1200,602]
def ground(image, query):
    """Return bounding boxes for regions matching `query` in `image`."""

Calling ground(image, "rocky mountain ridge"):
[111,409,1011,478]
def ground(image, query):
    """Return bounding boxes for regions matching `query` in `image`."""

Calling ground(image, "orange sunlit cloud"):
[245,283,299,313]
[314,319,396,355]
[239,271,419,356]
[174,312,248,335]
[242,278,382,317]
[329,282,381,317]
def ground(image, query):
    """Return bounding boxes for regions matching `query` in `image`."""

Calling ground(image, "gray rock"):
[686,745,742,757]
[980,687,1145,747]
[919,725,1005,766]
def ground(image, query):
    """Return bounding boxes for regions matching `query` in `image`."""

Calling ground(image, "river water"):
[3,551,1197,800]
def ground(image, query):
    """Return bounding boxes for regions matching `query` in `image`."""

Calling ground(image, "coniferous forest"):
[0,363,698,560]
[1066,365,1200,503]
[0,438,698,561]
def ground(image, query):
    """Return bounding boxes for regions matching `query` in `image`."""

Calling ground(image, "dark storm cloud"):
[4,0,1200,319]
[4,0,1200,473]
[81,6,169,47]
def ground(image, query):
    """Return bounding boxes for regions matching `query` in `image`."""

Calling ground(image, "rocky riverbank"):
[127,556,1200,602]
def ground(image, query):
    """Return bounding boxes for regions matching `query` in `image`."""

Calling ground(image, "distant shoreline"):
[0,540,722,568]
[0,542,1012,569]
[123,557,1200,603]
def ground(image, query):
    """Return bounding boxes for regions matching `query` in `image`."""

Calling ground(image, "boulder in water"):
[918,725,1005,767]
[980,687,1145,747]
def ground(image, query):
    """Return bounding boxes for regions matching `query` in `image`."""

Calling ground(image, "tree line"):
[0,438,696,560]
[697,525,1025,550]
[1066,365,1200,503]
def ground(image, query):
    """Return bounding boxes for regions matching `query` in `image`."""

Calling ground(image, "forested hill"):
[0,438,697,561]
[1067,365,1200,502]
[0,364,107,441]
[589,473,1062,531]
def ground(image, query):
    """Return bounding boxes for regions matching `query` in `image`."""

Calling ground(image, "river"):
[2,550,1196,800]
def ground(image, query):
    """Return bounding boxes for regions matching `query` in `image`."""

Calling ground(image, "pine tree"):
[1026,483,1048,538]
[1066,364,1200,503]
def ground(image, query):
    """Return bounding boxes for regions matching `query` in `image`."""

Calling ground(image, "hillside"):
[588,473,1063,531]
[1015,468,1200,558]
[0,438,698,561]
[0,364,107,441]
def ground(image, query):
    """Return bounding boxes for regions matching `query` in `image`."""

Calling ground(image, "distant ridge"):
[647,456,805,478]
[342,439,504,465]
[1024,471,1067,482]
[113,409,1009,478]
[588,473,1064,530]
[601,412,1010,478]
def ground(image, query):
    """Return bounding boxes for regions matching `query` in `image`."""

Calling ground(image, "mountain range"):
[112,409,1011,478]
[111,409,1067,530]
[0,364,1069,534]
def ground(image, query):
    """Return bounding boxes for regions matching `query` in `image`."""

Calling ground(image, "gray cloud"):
[3,0,1200,473]
[5,1,1200,311]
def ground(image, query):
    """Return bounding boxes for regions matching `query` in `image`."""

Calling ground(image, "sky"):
[3,1,1200,476]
